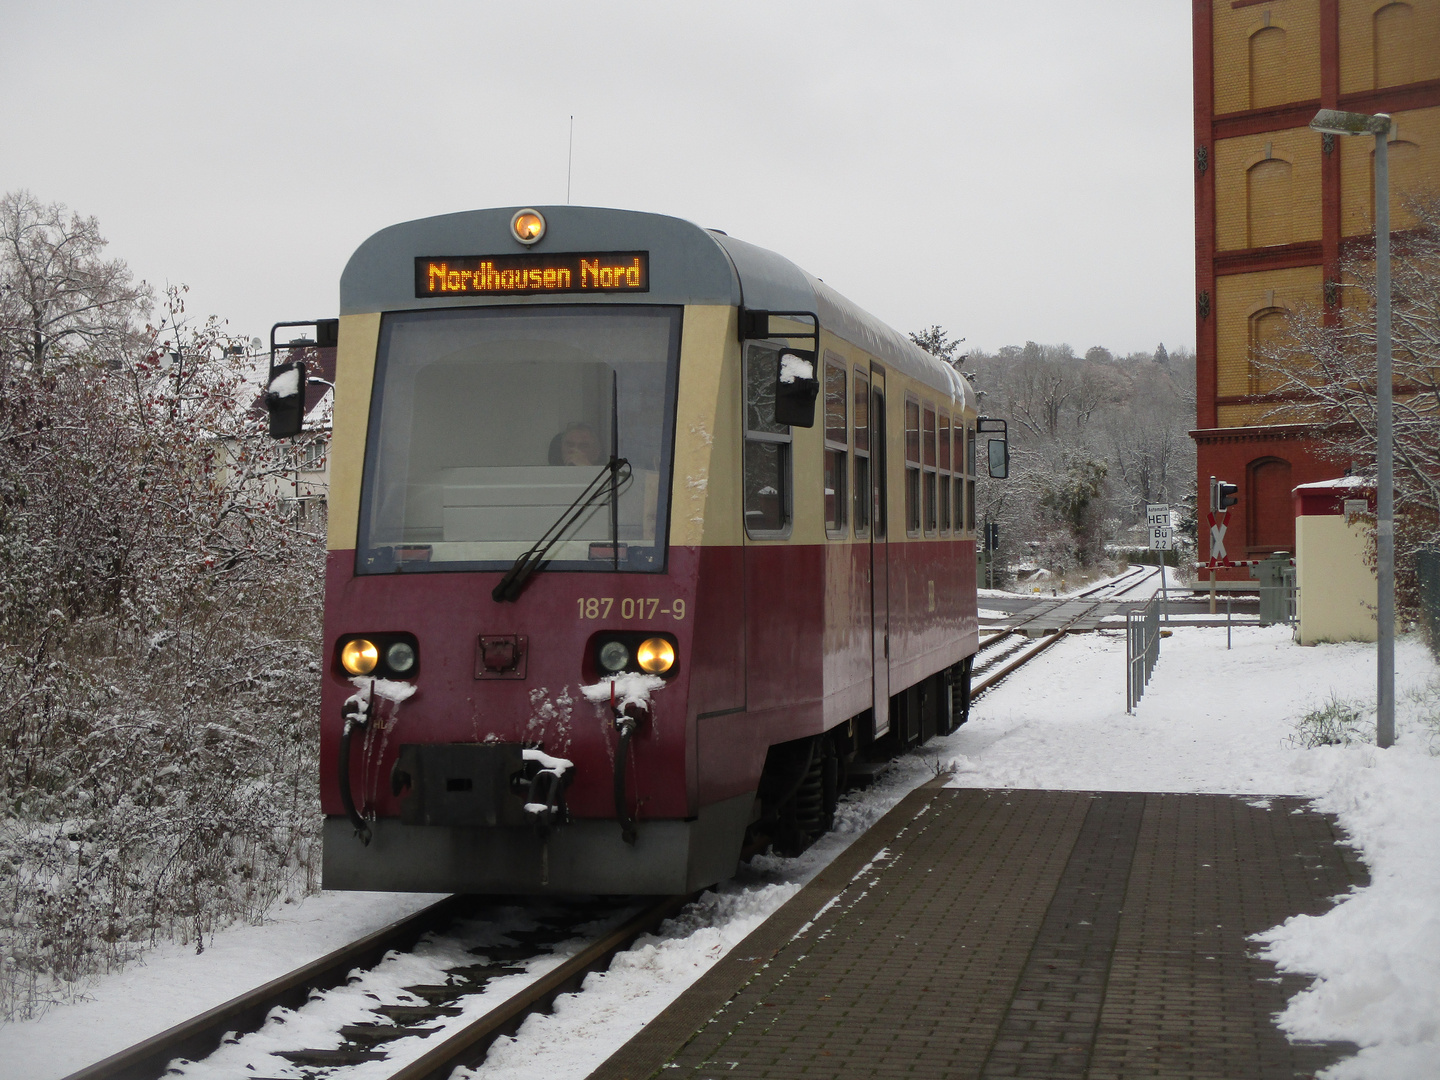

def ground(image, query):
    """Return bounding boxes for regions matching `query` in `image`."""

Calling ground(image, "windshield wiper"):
[491,458,632,602]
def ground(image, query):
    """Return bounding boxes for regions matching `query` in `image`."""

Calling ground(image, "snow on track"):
[3,624,1436,1080]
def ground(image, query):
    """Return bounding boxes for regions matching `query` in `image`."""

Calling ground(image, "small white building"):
[1293,477,1376,645]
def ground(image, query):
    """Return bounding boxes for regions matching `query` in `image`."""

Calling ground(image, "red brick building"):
[1191,0,1440,580]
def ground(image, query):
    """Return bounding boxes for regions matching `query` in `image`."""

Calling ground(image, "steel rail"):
[1076,564,1153,600]
[60,894,470,1080]
[384,894,691,1080]
[1107,565,1165,600]
[970,603,1100,700]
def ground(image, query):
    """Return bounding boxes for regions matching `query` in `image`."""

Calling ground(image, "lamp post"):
[1309,108,1394,748]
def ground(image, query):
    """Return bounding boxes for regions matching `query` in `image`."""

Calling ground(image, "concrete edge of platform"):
[585,775,950,1080]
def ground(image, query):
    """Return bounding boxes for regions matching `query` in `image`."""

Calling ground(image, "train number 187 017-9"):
[577,597,686,620]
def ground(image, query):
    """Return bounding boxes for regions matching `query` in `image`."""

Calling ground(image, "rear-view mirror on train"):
[978,416,1009,479]
[265,318,338,439]
[774,349,820,428]
[266,360,308,438]
[987,438,1009,479]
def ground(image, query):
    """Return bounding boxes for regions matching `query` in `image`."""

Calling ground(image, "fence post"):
[1126,596,1162,713]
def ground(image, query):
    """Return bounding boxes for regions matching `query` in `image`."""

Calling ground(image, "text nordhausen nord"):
[414,253,649,297]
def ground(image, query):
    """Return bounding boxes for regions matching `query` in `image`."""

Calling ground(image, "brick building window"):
[1248,307,1289,394]
[1247,158,1293,247]
[1374,3,1415,88]
[1249,25,1287,109]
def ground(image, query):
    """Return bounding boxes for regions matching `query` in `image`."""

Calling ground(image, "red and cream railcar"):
[298,206,988,895]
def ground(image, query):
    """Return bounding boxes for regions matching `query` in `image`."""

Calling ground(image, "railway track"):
[1076,563,1163,601]
[63,894,689,1080]
[969,567,1166,701]
[65,580,1147,1080]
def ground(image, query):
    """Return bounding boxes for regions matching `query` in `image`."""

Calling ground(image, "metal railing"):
[1126,596,1161,713]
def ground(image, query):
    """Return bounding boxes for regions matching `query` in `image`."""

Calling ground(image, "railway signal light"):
[1209,476,1238,512]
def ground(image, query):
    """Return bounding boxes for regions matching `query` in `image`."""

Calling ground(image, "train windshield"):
[356,306,682,575]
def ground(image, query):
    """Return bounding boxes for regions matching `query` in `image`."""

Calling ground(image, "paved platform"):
[590,785,1366,1080]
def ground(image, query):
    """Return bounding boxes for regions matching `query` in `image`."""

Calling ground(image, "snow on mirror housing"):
[774,350,819,428]
[265,318,337,439]
[978,416,1009,479]
[738,307,820,428]
[266,361,307,438]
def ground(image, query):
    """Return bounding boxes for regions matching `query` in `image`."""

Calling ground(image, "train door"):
[869,365,891,737]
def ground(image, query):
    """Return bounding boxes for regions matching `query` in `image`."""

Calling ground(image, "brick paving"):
[588,785,1366,1080]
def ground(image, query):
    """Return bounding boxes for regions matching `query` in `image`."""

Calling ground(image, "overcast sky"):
[2,1,1194,357]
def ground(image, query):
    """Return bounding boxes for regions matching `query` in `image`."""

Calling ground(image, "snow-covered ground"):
[2,610,1436,1080]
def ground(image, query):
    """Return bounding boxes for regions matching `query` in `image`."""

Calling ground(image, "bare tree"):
[0,193,322,1018]
[1260,191,1440,575]
[944,332,1197,577]
[1103,359,1196,519]
[0,190,150,386]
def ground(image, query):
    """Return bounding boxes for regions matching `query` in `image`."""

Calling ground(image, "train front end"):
[316,207,746,894]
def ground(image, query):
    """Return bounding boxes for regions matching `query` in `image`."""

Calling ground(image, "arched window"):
[1248,307,1289,394]
[1249,25,1288,108]
[1247,158,1293,247]
[1374,3,1415,88]
[1247,457,1294,553]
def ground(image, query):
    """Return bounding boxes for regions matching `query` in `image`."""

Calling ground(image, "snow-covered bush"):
[0,192,323,1019]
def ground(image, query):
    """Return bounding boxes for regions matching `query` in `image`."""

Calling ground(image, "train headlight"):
[598,641,630,672]
[511,208,545,245]
[636,637,675,674]
[386,641,417,675]
[341,638,379,676]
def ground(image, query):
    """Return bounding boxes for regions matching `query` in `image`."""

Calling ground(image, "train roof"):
[341,206,975,409]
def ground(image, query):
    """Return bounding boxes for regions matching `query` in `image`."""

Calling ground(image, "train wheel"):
[755,733,843,857]
[953,654,974,727]
[791,737,840,843]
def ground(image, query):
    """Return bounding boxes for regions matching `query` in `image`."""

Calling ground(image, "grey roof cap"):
[340,205,974,408]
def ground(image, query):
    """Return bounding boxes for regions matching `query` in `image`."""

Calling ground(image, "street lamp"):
[1309,108,1395,748]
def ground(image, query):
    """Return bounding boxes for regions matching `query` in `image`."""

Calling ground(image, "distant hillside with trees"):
[910,327,1197,581]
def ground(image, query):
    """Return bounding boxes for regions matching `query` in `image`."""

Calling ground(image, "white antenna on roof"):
[566,115,574,204]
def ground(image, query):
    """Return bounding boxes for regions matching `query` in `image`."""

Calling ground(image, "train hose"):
[339,704,372,846]
[613,716,638,845]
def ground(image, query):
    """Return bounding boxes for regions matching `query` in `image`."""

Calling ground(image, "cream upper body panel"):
[328,207,978,553]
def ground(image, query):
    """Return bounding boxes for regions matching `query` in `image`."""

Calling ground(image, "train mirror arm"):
[977,416,1009,480]
[491,460,633,602]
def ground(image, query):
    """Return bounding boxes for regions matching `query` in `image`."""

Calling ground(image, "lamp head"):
[1310,109,1391,137]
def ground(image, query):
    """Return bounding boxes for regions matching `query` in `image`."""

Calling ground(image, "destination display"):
[415,252,649,297]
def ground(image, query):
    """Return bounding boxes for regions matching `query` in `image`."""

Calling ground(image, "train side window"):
[872,384,887,539]
[743,344,791,536]
[922,403,938,536]
[852,369,870,537]
[955,424,968,534]
[823,359,847,537]
[938,410,951,535]
[965,422,977,534]
[904,397,921,537]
